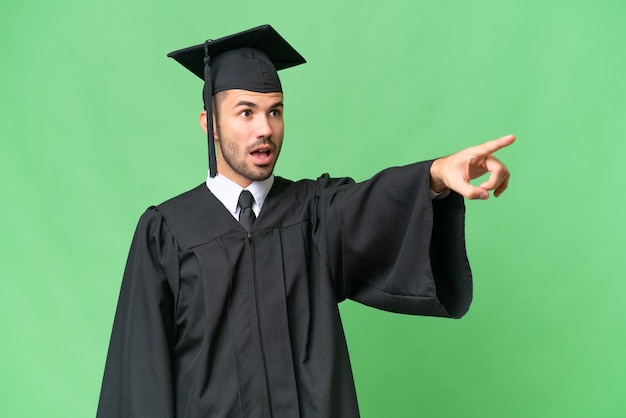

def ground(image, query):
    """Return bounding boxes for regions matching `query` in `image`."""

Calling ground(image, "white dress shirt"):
[205,172,274,219]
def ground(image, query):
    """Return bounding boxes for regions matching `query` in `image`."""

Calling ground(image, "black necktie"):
[238,190,256,232]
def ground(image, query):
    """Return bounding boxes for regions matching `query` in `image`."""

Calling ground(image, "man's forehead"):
[220,89,284,104]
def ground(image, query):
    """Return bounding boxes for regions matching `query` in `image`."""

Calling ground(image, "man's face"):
[201,89,285,187]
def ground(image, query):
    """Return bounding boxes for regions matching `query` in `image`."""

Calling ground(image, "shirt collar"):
[205,172,274,217]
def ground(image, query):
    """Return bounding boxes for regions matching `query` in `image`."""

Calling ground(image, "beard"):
[216,128,281,183]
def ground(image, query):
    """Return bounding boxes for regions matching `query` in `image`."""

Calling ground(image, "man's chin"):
[245,165,274,182]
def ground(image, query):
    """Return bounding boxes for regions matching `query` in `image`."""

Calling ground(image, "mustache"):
[248,137,275,150]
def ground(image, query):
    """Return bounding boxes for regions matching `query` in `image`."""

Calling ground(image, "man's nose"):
[256,115,272,139]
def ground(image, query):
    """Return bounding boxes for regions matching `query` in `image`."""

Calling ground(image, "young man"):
[97,25,513,417]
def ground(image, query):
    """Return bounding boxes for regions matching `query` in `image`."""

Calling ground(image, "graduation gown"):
[96,161,472,418]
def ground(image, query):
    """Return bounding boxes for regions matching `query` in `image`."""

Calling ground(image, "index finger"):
[475,134,516,155]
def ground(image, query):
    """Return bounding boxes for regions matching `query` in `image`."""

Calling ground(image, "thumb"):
[454,182,490,200]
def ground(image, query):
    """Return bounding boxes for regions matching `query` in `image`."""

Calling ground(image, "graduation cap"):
[167,24,306,177]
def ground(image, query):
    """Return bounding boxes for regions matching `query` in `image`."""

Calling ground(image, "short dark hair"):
[212,91,227,133]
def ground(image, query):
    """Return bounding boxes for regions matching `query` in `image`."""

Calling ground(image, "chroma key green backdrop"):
[1,0,625,417]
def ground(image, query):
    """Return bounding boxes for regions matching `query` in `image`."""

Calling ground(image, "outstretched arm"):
[430,134,515,200]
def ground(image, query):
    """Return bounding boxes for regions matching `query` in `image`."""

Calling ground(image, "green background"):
[2,0,625,416]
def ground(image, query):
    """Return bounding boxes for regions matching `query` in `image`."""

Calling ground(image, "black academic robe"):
[96,161,472,418]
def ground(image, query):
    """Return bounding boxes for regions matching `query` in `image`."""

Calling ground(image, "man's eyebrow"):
[234,101,258,108]
[233,100,284,108]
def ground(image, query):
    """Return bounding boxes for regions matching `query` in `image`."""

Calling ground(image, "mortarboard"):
[167,24,306,177]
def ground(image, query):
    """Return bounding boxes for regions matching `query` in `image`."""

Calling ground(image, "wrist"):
[429,159,447,193]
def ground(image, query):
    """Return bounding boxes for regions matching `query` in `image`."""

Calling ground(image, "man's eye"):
[240,110,252,117]
[269,109,281,117]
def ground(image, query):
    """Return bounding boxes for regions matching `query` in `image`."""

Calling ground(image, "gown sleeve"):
[313,161,472,318]
[97,207,179,418]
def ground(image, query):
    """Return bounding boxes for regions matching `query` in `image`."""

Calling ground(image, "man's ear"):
[199,110,219,140]
[198,110,208,134]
